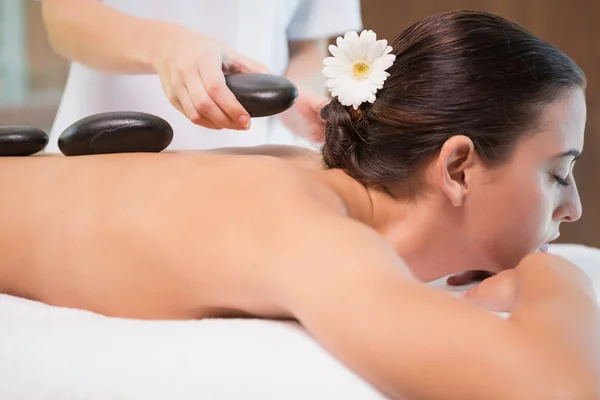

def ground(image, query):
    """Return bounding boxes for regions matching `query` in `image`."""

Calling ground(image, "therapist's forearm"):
[41,0,181,74]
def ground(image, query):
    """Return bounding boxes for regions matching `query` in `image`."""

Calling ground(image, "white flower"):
[322,30,396,110]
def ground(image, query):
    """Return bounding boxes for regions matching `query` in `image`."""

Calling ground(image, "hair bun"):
[320,99,367,178]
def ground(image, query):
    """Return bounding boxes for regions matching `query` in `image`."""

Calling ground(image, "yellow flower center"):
[351,60,371,81]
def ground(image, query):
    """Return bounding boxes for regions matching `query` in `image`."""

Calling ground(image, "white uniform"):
[44,0,362,152]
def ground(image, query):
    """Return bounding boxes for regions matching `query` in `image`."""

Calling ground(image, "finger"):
[461,270,518,313]
[157,62,185,114]
[447,270,494,286]
[198,56,251,130]
[158,61,223,129]
[175,84,222,130]
[462,287,514,313]
[177,66,234,128]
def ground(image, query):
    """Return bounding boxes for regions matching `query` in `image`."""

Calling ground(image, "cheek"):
[506,188,549,238]
[471,173,553,267]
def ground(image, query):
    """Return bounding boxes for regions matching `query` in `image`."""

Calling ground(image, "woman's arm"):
[279,217,600,400]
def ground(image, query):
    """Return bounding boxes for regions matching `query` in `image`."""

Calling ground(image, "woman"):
[1,10,598,400]
[39,0,361,149]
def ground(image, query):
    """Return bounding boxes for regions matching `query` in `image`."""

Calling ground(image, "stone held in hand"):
[0,126,49,156]
[225,73,298,117]
[57,75,297,156]
[58,111,174,156]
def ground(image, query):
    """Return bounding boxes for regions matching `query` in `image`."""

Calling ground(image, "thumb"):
[461,269,519,313]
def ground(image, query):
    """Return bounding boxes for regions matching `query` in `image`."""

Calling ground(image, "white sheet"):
[0,244,598,400]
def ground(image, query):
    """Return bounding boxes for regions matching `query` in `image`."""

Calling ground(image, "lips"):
[538,234,560,253]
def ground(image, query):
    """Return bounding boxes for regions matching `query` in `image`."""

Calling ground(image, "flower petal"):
[368,69,388,87]
[325,30,396,108]
[372,54,396,71]
[323,69,351,81]
[326,74,352,85]
[358,30,377,60]
[323,56,350,68]
[327,44,352,65]
[366,39,387,63]
[336,81,365,108]
[339,31,361,61]
[322,56,352,78]
[326,75,353,91]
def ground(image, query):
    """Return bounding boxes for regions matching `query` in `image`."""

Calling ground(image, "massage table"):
[0,243,598,399]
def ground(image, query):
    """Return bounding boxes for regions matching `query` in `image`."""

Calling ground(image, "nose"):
[553,182,583,222]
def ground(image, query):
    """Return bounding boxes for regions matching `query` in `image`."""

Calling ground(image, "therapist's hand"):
[280,88,329,143]
[152,26,270,130]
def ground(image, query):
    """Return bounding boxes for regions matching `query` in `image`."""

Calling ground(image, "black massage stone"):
[58,111,174,156]
[225,73,298,117]
[0,126,49,156]
[57,73,298,156]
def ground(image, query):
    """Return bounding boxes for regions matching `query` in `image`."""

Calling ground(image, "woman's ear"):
[436,135,477,206]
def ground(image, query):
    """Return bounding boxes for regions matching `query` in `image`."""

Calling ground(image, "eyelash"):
[554,175,570,187]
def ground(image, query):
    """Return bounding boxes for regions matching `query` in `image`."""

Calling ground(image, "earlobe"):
[436,135,476,207]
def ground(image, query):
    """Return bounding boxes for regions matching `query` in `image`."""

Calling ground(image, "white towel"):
[0,244,598,400]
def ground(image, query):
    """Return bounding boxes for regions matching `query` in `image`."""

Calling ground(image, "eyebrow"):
[555,149,582,160]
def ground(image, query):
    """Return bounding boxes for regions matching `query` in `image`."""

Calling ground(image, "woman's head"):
[321,10,586,274]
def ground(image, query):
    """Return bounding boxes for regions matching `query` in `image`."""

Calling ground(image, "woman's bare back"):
[0,149,342,320]
[1,149,598,400]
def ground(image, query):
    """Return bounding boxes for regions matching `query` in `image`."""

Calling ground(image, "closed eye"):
[554,175,570,187]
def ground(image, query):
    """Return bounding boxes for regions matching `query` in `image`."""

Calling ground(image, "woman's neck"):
[319,170,491,282]
[315,169,376,225]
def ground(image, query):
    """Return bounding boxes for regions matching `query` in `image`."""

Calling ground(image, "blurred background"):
[1,0,598,247]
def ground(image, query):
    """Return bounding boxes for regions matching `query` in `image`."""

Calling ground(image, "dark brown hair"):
[321,10,586,191]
